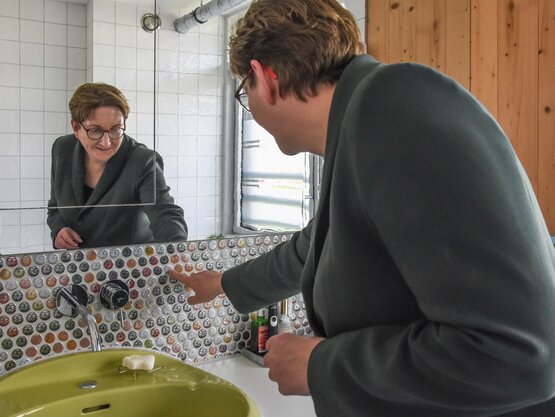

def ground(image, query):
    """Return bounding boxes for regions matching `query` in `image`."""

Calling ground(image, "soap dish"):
[118,365,166,380]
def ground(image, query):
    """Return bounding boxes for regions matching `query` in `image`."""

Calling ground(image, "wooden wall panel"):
[388,0,418,62]
[470,0,498,117]
[538,0,555,231]
[497,0,539,190]
[368,0,391,61]
[446,0,471,89]
[415,0,447,71]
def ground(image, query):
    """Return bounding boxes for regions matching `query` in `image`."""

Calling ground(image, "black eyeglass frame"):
[235,69,253,112]
[79,122,127,141]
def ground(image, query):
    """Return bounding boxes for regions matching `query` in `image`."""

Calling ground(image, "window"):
[234,109,321,233]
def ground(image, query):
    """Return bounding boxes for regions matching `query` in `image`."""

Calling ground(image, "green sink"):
[0,349,260,417]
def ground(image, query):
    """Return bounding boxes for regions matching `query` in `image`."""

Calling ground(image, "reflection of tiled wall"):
[0,233,311,376]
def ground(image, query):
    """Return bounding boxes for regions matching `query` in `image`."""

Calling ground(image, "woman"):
[47,82,187,249]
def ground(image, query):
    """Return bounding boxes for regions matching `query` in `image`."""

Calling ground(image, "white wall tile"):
[178,73,197,95]
[45,22,67,46]
[115,24,136,48]
[178,94,197,115]
[159,50,178,73]
[44,44,66,68]
[197,156,215,176]
[177,135,196,156]
[177,177,197,198]
[20,42,44,66]
[20,156,43,178]
[198,95,218,116]
[180,196,197,217]
[157,92,178,114]
[0,180,21,201]
[177,156,197,178]
[137,70,154,92]
[20,208,44,225]
[93,43,115,67]
[93,0,115,24]
[0,87,20,110]
[115,67,136,90]
[0,40,19,64]
[136,92,153,113]
[20,88,43,111]
[156,135,178,156]
[179,52,198,74]
[0,0,20,18]
[45,0,67,25]
[20,110,43,133]
[0,63,20,87]
[0,110,20,132]
[179,31,199,53]
[0,157,20,179]
[197,176,215,197]
[136,48,153,71]
[93,21,114,45]
[20,178,43,201]
[115,46,136,69]
[136,27,154,50]
[67,47,86,70]
[44,67,65,90]
[0,133,20,155]
[157,114,177,135]
[44,111,66,134]
[162,155,178,178]
[158,70,178,93]
[197,116,218,136]
[199,34,219,55]
[20,224,45,245]
[20,134,44,156]
[198,75,218,96]
[0,17,19,41]
[20,65,44,89]
[20,0,44,21]
[179,115,197,135]
[115,3,136,26]
[136,111,153,134]
[199,55,218,76]
[44,89,66,112]
[92,66,115,84]
[159,28,179,52]
[197,135,217,156]
[68,25,86,48]
[67,69,85,90]
[68,3,86,27]
[19,20,43,43]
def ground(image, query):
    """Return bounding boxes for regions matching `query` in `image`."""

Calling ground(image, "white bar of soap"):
[122,354,155,371]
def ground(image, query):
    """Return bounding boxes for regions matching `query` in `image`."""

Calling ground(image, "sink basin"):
[0,349,260,417]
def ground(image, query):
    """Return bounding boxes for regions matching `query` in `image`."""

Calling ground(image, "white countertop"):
[194,354,317,417]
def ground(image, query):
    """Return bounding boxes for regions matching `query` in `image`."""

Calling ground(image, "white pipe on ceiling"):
[174,0,249,33]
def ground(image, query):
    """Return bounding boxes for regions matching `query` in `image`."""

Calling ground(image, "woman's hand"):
[168,269,224,305]
[54,227,83,249]
[264,333,325,396]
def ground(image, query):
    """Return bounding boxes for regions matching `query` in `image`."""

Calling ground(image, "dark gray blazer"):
[222,55,555,416]
[47,134,187,248]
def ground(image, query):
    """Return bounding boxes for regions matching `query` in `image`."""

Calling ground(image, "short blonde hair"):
[69,83,130,122]
[229,0,365,100]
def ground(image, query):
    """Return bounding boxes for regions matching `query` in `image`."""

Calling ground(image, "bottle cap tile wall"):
[0,234,311,375]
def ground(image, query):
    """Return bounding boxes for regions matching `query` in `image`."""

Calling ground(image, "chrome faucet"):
[56,285,102,352]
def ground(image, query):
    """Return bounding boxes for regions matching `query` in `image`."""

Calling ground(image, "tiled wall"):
[0,233,311,375]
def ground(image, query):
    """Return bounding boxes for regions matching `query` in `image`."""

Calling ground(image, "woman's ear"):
[71,120,80,136]
[250,59,279,105]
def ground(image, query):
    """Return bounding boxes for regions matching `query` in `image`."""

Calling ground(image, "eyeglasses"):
[79,123,126,141]
[234,64,278,113]
[235,69,253,112]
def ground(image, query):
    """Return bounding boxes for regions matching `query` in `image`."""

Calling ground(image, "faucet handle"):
[100,280,130,310]
[56,284,88,318]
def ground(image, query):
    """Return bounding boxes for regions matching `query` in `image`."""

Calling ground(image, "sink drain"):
[79,380,98,389]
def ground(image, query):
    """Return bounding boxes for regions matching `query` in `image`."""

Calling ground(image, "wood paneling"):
[367,0,390,62]
[470,0,498,117]
[497,0,539,190]
[538,0,555,231]
[366,0,555,233]
[446,0,471,90]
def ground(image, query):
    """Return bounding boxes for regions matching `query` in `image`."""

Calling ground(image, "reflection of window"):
[234,108,321,233]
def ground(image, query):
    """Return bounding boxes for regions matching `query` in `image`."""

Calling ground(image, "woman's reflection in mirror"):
[47,82,188,250]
